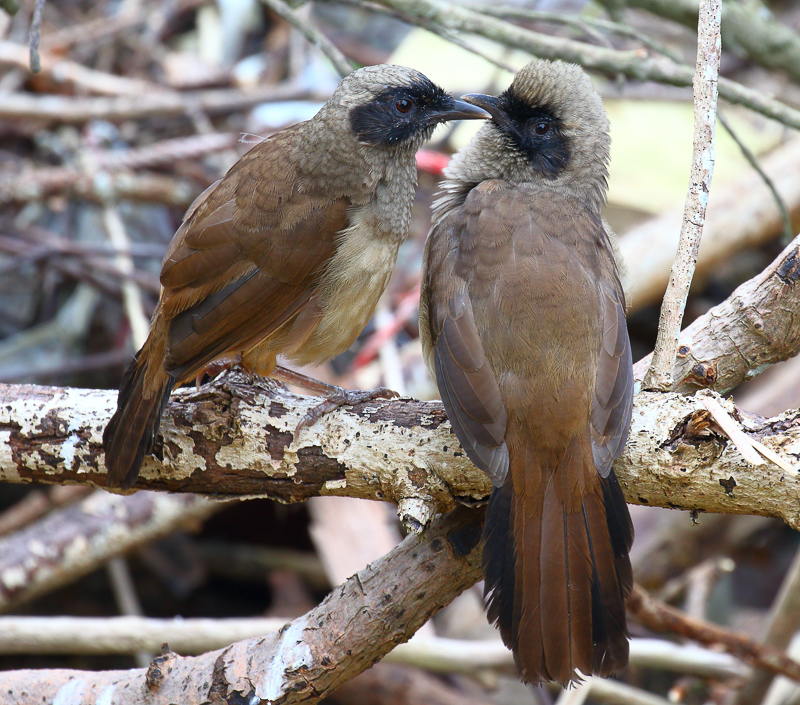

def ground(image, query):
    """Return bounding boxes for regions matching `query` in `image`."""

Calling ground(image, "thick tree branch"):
[0,508,484,705]
[634,234,800,394]
[1,377,800,527]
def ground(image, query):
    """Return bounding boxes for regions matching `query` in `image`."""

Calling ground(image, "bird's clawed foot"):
[295,386,400,434]
[194,354,256,388]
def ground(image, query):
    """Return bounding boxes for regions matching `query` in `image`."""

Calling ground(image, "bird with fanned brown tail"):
[103,64,489,490]
[420,60,634,685]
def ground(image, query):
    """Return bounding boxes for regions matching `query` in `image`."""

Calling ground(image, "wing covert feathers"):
[103,132,351,488]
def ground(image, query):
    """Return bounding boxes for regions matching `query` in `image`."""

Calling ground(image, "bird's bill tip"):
[460,93,503,120]
[432,97,491,123]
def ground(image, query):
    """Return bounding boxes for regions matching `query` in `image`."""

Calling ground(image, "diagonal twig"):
[717,112,794,245]
[0,508,485,704]
[260,0,354,77]
[629,584,800,684]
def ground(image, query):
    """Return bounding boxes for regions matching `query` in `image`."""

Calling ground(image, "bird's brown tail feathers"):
[103,330,173,490]
[482,434,633,685]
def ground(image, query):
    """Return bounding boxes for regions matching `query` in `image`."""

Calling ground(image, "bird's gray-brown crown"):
[446,60,610,206]
[326,64,488,149]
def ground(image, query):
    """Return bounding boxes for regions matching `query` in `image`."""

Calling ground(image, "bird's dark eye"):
[534,122,550,136]
[395,99,413,113]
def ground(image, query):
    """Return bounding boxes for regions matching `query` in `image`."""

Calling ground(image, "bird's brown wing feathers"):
[156,132,350,381]
[423,186,509,487]
[590,278,634,476]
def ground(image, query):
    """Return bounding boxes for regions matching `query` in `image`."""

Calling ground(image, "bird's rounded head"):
[452,60,610,203]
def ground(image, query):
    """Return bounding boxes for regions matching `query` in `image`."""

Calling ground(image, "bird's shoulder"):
[159,128,350,315]
[451,181,623,299]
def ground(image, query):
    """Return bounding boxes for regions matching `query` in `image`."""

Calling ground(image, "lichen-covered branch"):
[2,376,800,529]
[0,508,484,705]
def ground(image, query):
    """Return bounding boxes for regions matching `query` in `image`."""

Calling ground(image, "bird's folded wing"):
[590,280,633,476]
[425,198,509,487]
[155,133,350,380]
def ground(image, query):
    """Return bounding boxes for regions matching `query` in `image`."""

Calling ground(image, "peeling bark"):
[0,378,488,518]
[1,378,800,530]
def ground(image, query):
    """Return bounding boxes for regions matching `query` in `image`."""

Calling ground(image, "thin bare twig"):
[629,584,800,684]
[362,0,800,133]
[28,0,45,73]
[473,4,682,62]
[0,83,324,123]
[98,194,150,347]
[106,557,152,668]
[600,0,800,85]
[732,549,800,705]
[643,0,721,391]
[260,0,354,77]
[0,621,746,678]
[717,112,794,245]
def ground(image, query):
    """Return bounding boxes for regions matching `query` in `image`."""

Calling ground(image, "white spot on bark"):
[61,433,79,469]
[95,685,116,705]
[323,479,347,491]
[53,678,86,705]
[256,616,313,701]
[1,566,28,591]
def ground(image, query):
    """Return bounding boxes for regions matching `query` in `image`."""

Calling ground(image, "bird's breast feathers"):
[285,205,402,366]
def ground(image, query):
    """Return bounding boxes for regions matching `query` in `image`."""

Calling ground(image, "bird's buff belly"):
[287,235,399,366]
